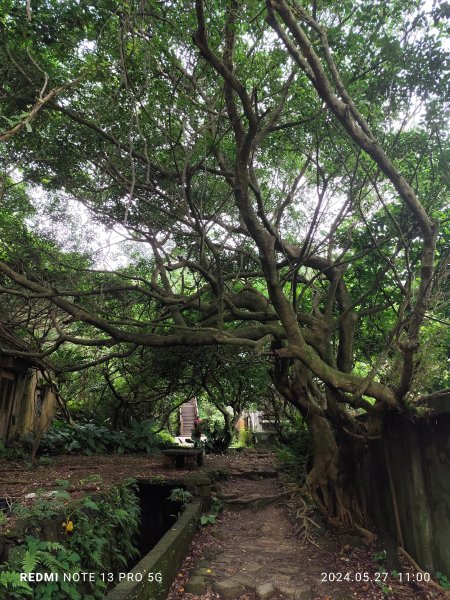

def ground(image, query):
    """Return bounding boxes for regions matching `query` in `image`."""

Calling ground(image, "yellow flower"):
[62,520,74,533]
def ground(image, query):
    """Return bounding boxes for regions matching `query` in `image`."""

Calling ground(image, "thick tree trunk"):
[271,348,365,527]
[304,412,364,528]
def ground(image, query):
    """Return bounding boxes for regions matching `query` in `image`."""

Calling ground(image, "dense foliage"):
[0,0,448,522]
[29,419,175,456]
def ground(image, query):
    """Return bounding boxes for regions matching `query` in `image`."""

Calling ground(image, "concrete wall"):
[360,400,450,574]
[106,499,202,600]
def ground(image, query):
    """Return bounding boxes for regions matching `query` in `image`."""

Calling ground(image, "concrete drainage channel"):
[106,474,212,600]
[0,473,213,599]
[106,498,202,600]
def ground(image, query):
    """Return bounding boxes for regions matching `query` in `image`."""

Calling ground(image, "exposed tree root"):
[285,475,376,547]
[292,498,322,547]
[342,426,381,440]
[398,547,450,597]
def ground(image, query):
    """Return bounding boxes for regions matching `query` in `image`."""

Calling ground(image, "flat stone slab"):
[162,448,204,455]
[217,492,240,500]
[212,578,246,599]
[162,448,204,468]
[241,561,262,573]
[256,582,275,599]
[278,565,301,575]
[278,585,314,600]
[229,469,279,478]
[185,575,207,595]
[182,473,212,487]
[212,555,235,564]
[296,588,314,600]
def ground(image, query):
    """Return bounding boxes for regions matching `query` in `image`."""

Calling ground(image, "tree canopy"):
[1,0,449,523]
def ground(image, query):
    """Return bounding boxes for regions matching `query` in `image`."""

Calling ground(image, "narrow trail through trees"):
[168,452,446,600]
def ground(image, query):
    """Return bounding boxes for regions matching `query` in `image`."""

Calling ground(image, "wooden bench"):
[161,448,204,469]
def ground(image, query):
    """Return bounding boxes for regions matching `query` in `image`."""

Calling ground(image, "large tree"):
[0,0,449,525]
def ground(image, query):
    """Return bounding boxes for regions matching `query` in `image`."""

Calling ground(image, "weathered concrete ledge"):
[105,498,202,600]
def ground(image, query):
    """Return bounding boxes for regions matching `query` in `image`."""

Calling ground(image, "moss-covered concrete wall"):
[105,498,202,600]
[360,400,450,574]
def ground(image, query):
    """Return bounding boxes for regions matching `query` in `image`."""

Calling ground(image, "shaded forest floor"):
[0,453,186,502]
[0,451,447,599]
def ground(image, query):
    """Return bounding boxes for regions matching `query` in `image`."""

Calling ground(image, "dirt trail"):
[167,451,445,600]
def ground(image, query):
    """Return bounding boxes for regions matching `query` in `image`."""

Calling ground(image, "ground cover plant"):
[0,479,140,599]
[31,419,175,456]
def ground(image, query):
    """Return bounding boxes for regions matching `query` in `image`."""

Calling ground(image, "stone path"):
[191,477,318,600]
[167,451,446,600]
[170,452,347,600]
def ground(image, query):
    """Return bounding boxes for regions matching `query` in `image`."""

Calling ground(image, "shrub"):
[237,427,255,448]
[1,537,82,599]
[202,420,231,453]
[0,440,26,461]
[199,495,224,526]
[436,572,450,590]
[167,488,193,508]
[26,419,175,456]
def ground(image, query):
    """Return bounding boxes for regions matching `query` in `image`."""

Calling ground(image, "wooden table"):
[161,448,204,469]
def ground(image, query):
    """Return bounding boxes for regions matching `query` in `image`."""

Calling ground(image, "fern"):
[60,580,82,599]
[0,569,32,598]
[21,550,39,574]
[2,480,140,599]
[45,542,65,552]
[38,552,57,570]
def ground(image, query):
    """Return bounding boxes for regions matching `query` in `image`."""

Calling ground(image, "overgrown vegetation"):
[167,488,193,508]
[436,572,450,591]
[236,427,255,449]
[26,419,174,457]
[0,441,25,462]
[0,479,140,599]
[202,419,233,454]
[199,496,224,527]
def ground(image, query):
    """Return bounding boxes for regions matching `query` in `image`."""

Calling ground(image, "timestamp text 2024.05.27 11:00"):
[320,572,431,584]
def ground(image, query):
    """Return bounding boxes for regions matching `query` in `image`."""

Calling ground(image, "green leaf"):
[82,498,100,511]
